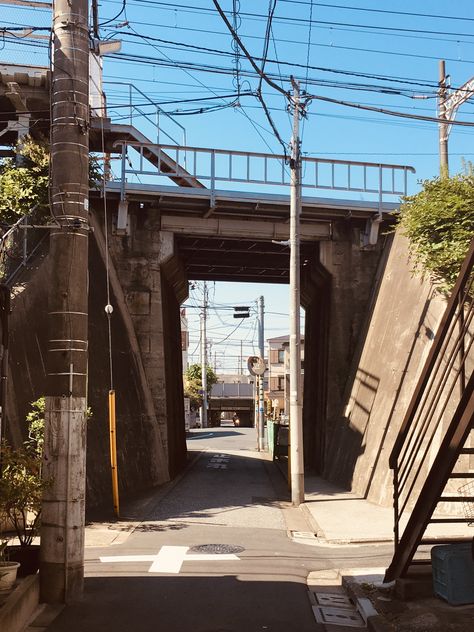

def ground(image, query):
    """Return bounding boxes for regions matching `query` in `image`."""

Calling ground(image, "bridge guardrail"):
[114,141,415,207]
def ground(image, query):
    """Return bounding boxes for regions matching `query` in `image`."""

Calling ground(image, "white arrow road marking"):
[100,545,240,574]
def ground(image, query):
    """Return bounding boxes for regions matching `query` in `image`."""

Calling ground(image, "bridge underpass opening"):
[175,234,331,474]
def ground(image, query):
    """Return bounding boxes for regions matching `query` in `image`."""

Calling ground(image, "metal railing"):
[104,82,187,147]
[0,213,49,285]
[115,141,415,204]
[386,238,474,580]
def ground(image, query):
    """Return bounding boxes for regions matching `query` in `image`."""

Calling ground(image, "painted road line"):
[100,545,241,574]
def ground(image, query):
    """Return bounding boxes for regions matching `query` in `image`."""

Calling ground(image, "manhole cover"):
[189,544,245,555]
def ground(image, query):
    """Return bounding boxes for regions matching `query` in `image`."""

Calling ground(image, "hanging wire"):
[100,115,114,391]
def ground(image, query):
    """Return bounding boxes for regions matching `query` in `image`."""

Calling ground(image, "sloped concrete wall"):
[6,227,173,513]
[323,232,447,506]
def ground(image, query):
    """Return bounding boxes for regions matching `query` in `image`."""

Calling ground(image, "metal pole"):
[41,0,90,603]
[0,285,10,449]
[438,60,449,177]
[109,389,119,517]
[289,79,304,506]
[200,281,208,428]
[257,295,265,451]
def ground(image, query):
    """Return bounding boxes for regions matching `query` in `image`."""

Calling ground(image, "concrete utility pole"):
[438,60,474,178]
[41,0,90,603]
[200,282,208,429]
[438,61,449,177]
[257,295,265,451]
[289,78,304,506]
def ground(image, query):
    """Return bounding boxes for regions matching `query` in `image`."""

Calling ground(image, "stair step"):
[421,537,473,545]
[448,473,474,478]
[460,448,474,454]
[439,496,474,502]
[429,517,473,523]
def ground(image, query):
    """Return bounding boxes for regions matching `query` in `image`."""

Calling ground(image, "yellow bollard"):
[109,390,120,517]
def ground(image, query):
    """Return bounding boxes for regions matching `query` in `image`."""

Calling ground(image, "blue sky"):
[2,1,474,371]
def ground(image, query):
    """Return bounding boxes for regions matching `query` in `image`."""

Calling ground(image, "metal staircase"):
[385,238,474,582]
[90,81,205,190]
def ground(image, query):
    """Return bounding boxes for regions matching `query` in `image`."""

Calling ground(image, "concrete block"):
[0,575,39,632]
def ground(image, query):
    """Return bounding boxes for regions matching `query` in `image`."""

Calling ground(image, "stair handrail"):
[388,238,474,546]
[389,238,474,470]
[0,208,50,285]
[104,81,187,147]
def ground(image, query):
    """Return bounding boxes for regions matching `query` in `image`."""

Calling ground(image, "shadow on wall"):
[325,367,380,489]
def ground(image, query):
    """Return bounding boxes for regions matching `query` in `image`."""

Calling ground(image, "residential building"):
[267,334,305,419]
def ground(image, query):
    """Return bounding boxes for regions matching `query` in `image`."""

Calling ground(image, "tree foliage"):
[0,137,102,226]
[396,172,474,293]
[0,138,50,224]
[184,364,218,411]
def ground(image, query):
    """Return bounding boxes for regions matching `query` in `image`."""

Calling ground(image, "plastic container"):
[431,542,474,605]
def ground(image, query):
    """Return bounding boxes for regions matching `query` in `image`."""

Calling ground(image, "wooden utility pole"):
[41,0,90,603]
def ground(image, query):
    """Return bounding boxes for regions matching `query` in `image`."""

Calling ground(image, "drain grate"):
[313,605,365,628]
[314,592,353,608]
[189,544,245,555]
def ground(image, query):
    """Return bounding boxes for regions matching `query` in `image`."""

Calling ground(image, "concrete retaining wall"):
[323,232,447,506]
[6,226,172,513]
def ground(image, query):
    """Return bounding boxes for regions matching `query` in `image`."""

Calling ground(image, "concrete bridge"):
[0,63,416,510]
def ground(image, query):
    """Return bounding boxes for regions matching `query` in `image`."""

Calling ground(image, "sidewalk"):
[302,474,474,544]
[299,475,474,632]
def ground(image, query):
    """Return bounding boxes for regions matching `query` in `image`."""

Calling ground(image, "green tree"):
[0,138,50,224]
[396,172,474,294]
[184,364,218,411]
[0,137,101,226]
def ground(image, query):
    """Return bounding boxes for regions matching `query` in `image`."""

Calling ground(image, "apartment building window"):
[270,348,285,364]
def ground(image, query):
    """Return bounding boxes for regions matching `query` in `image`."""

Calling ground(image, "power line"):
[108,30,446,91]
[308,93,474,127]
[104,0,474,39]
[281,1,474,24]
[212,0,290,98]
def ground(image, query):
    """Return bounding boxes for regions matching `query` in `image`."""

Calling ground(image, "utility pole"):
[92,0,99,39]
[289,78,304,506]
[257,295,265,451]
[438,60,474,178]
[200,282,208,429]
[438,61,449,177]
[41,0,90,603]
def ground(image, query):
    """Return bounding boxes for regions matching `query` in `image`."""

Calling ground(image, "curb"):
[341,573,395,632]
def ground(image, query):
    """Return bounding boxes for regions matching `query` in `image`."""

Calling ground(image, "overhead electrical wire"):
[308,93,474,127]
[258,0,278,94]
[99,0,127,28]
[108,30,446,91]
[280,1,474,24]
[103,0,474,39]
[100,19,474,66]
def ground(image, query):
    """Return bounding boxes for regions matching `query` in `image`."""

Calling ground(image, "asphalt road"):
[46,424,394,632]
